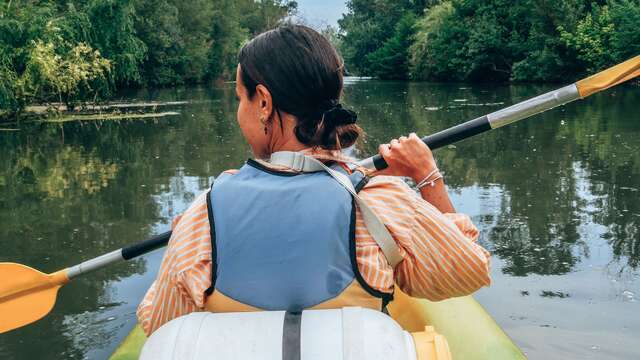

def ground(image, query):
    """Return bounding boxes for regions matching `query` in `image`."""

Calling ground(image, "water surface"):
[0,80,638,359]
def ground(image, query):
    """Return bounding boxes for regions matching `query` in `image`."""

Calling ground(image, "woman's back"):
[137,24,491,336]
[137,154,490,335]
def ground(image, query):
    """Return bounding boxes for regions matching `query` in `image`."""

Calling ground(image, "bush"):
[559,5,616,74]
[366,13,417,79]
[405,0,639,82]
[558,0,640,75]
[0,0,297,117]
[339,0,419,77]
[17,40,111,108]
[409,2,464,81]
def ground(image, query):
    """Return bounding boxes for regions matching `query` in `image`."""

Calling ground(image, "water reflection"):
[0,87,251,358]
[0,81,638,359]
[346,82,640,276]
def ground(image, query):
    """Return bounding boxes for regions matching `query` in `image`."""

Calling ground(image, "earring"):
[260,117,268,135]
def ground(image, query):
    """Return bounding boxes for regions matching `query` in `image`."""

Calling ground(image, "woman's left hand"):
[375,133,438,182]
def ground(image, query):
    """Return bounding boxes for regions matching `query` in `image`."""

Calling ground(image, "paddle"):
[1,55,638,334]
[0,231,171,333]
[356,55,640,170]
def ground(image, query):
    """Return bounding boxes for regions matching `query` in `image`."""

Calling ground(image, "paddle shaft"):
[356,84,581,170]
[66,231,171,279]
[357,54,640,170]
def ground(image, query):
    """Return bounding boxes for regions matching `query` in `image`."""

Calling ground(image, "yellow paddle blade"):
[0,263,69,333]
[576,55,640,98]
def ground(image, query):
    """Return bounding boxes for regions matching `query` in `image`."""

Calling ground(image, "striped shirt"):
[137,152,491,335]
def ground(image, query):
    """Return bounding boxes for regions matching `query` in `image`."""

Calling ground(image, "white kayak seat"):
[140,307,418,360]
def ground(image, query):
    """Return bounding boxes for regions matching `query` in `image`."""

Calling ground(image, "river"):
[0,80,638,359]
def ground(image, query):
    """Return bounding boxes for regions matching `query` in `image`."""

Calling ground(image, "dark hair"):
[238,24,362,150]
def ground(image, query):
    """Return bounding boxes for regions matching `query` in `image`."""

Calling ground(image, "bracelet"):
[415,168,443,189]
[418,173,443,189]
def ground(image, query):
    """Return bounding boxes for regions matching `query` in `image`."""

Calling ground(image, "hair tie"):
[322,103,357,126]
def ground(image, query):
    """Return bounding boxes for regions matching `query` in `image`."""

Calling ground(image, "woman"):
[137,25,490,335]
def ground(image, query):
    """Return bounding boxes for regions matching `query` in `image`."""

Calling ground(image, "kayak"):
[109,289,526,360]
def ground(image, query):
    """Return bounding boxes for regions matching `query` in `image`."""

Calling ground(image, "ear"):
[255,84,273,120]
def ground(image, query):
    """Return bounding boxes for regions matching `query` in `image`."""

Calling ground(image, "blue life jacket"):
[205,159,389,312]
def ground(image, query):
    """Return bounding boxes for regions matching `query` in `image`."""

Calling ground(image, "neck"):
[266,113,307,155]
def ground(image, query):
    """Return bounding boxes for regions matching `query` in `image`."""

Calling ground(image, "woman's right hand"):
[375,133,438,183]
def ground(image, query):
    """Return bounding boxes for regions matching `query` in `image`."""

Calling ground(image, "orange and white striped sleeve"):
[136,191,213,336]
[359,176,491,301]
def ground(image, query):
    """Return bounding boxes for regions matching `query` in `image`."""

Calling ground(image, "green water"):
[0,80,638,359]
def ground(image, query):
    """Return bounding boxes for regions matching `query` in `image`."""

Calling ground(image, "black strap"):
[347,197,394,309]
[204,187,217,295]
[354,174,370,193]
[282,311,302,360]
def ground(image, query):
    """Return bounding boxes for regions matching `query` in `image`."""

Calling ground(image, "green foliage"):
[560,0,640,74]
[410,0,546,81]
[17,39,111,107]
[207,0,296,80]
[236,0,298,36]
[0,2,111,113]
[174,0,216,82]
[609,0,640,60]
[85,0,146,86]
[132,0,185,86]
[338,0,420,77]
[409,2,461,80]
[559,5,615,73]
[0,62,17,110]
[209,0,248,80]
[0,0,296,116]
[344,0,640,82]
[366,13,417,79]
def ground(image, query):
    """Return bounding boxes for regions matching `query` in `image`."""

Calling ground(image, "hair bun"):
[322,103,357,126]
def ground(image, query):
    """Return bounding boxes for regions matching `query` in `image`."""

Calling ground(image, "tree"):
[132,0,183,86]
[409,2,461,80]
[407,0,639,82]
[560,0,640,74]
[172,0,215,82]
[237,0,298,36]
[85,0,146,86]
[17,39,111,108]
[366,13,417,79]
[338,0,418,76]
[209,0,248,80]
[609,0,640,61]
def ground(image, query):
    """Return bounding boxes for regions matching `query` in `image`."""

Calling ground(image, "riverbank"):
[3,78,637,126]
[0,101,191,125]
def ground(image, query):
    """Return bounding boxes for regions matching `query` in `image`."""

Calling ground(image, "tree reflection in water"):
[349,81,640,276]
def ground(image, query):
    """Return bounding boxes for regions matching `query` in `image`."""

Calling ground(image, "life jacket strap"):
[268,151,403,268]
[269,151,325,172]
[282,311,302,360]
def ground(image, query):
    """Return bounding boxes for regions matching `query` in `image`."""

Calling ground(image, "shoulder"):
[221,169,239,175]
[359,176,420,209]
[357,176,421,229]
